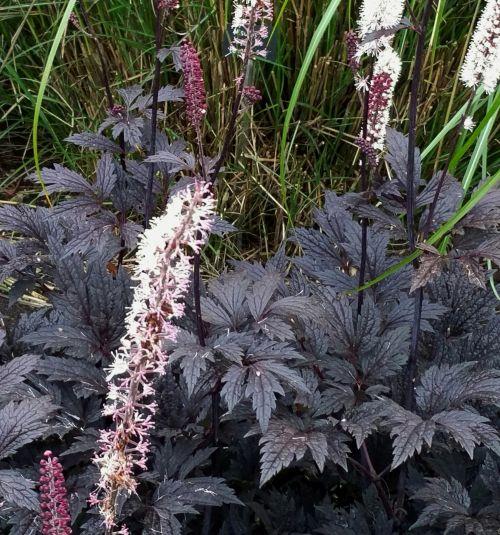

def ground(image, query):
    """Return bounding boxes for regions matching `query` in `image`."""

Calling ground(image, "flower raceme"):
[230,0,274,59]
[357,0,405,55]
[461,0,500,94]
[180,40,208,129]
[357,46,402,164]
[242,85,263,105]
[39,451,72,535]
[349,0,404,162]
[91,181,215,529]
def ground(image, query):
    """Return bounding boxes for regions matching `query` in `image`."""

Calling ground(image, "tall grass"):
[1,0,498,262]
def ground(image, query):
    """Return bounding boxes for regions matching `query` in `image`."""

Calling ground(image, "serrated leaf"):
[222,343,308,432]
[245,362,285,432]
[65,132,122,152]
[144,150,195,173]
[61,429,100,457]
[258,419,328,486]
[40,163,94,195]
[247,272,281,320]
[210,215,238,236]
[385,128,422,191]
[209,274,250,328]
[416,362,500,414]
[258,316,295,341]
[157,85,185,102]
[210,332,251,362]
[410,253,447,293]
[0,354,40,397]
[153,477,241,525]
[459,185,500,230]
[117,85,143,108]
[386,409,435,469]
[37,356,107,398]
[432,410,500,458]
[0,397,56,459]
[466,237,500,267]
[342,401,383,448]
[268,295,317,319]
[112,115,144,146]
[95,153,117,199]
[457,256,487,289]
[411,477,470,531]
[0,470,39,511]
[417,172,464,232]
[316,384,356,415]
[360,326,409,383]
[171,343,214,397]
[201,297,233,328]
[178,447,217,481]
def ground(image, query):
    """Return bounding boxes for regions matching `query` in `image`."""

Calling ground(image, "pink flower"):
[230,0,274,59]
[345,30,361,73]
[92,181,215,529]
[180,40,207,128]
[242,85,263,105]
[158,0,179,8]
[356,46,402,163]
[39,450,72,535]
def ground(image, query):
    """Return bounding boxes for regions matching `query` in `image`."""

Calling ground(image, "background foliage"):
[1,0,498,267]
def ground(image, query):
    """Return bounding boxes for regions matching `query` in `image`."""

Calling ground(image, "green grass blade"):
[420,100,470,161]
[449,97,500,174]
[32,0,77,205]
[278,0,342,224]
[461,94,499,192]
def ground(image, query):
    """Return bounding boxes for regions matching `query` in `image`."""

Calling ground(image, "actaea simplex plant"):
[0,0,499,533]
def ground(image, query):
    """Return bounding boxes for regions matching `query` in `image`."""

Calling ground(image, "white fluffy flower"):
[92,180,215,529]
[463,116,476,131]
[461,0,500,94]
[230,0,274,58]
[357,0,405,55]
[358,46,402,161]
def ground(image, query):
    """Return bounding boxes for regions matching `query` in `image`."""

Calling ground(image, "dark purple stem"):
[403,0,434,409]
[397,0,434,514]
[356,73,373,315]
[209,8,257,184]
[195,13,257,533]
[144,4,165,228]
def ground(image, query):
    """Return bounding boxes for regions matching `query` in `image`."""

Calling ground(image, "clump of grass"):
[0,0,498,267]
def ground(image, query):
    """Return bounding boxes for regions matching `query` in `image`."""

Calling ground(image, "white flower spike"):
[461,0,500,94]
[357,0,405,55]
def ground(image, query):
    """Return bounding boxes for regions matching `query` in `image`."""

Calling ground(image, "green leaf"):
[32,0,78,205]
[278,0,342,224]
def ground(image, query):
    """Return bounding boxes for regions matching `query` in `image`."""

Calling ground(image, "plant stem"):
[398,0,435,512]
[209,8,257,184]
[144,3,165,228]
[196,12,258,533]
[193,252,206,347]
[193,126,209,351]
[356,76,372,315]
[403,0,434,409]
[360,443,395,518]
